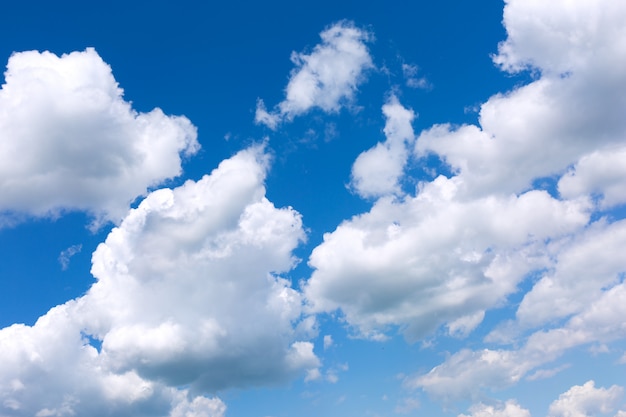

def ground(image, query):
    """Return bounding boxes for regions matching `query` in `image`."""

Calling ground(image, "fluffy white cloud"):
[306,0,626,345]
[0,48,198,227]
[351,96,415,198]
[548,381,623,417]
[416,0,626,199]
[558,146,626,209]
[459,401,531,417]
[0,146,318,415]
[516,219,626,328]
[407,348,529,402]
[255,21,373,129]
[304,174,590,342]
[79,145,318,391]
[409,276,626,401]
[341,0,626,400]
[0,302,221,417]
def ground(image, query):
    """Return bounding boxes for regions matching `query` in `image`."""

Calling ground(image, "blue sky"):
[1,1,626,416]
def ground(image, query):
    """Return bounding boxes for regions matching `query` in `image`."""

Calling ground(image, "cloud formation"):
[459,401,530,417]
[0,48,199,228]
[0,146,318,416]
[350,96,416,198]
[399,0,626,402]
[548,381,623,417]
[255,21,373,129]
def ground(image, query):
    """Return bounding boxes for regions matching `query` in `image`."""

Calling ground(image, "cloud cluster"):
[0,146,318,416]
[457,381,625,417]
[2,0,626,414]
[0,48,199,227]
[255,21,373,129]
[306,164,590,341]
[302,0,626,406]
[400,0,626,401]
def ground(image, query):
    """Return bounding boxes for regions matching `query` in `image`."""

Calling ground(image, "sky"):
[1,0,626,416]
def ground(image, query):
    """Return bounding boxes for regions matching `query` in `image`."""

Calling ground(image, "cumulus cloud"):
[305,0,626,405]
[305,175,590,342]
[0,146,318,415]
[0,48,199,227]
[558,146,626,209]
[457,383,625,417]
[409,276,626,401]
[351,96,416,198]
[401,63,428,89]
[415,0,626,198]
[459,400,531,417]
[548,381,623,417]
[255,20,373,129]
[0,302,224,417]
[516,219,626,328]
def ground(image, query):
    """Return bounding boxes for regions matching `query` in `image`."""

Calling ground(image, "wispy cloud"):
[58,244,82,270]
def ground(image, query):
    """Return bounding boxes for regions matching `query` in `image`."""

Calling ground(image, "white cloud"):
[305,176,589,342]
[0,146,318,415]
[351,96,415,198]
[0,48,199,228]
[526,364,571,381]
[58,244,82,270]
[516,219,626,328]
[301,0,626,404]
[323,334,333,350]
[169,394,226,417]
[0,302,211,417]
[407,348,529,402]
[459,400,531,417]
[409,279,626,401]
[415,0,626,199]
[558,146,626,209]
[79,145,318,391]
[395,396,420,414]
[401,63,428,89]
[255,21,373,129]
[305,0,626,346]
[548,381,623,417]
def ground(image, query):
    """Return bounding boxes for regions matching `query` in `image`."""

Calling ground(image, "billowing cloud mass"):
[0,48,199,227]
[255,21,373,129]
[305,0,626,401]
[0,146,318,416]
[2,0,626,415]
[458,401,531,417]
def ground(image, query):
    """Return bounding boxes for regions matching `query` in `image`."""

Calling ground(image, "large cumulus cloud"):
[0,48,198,227]
[304,0,626,405]
[0,146,318,416]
